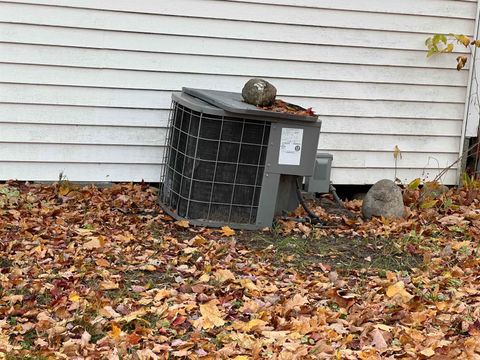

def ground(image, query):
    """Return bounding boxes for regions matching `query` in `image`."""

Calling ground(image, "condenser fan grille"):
[160,101,271,225]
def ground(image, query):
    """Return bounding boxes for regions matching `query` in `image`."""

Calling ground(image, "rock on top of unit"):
[241,78,277,107]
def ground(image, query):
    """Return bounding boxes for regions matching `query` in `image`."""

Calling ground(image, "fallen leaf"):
[386,281,414,303]
[126,333,142,345]
[95,258,110,267]
[371,328,388,351]
[68,292,80,302]
[194,300,226,329]
[419,348,436,357]
[238,278,259,292]
[214,269,236,283]
[100,280,119,290]
[233,318,268,332]
[122,309,147,323]
[220,226,235,237]
[154,288,171,301]
[174,220,190,228]
[199,273,210,283]
[83,236,105,250]
[110,323,122,340]
[81,331,91,347]
[285,294,309,311]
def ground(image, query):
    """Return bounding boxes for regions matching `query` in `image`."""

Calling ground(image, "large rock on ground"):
[242,78,277,107]
[362,179,405,219]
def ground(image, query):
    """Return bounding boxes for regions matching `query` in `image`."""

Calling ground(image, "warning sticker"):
[278,128,303,165]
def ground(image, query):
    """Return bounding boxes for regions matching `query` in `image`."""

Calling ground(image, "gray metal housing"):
[159,90,322,229]
[305,153,333,194]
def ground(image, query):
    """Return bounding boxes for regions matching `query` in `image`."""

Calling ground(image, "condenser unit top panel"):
[182,87,320,124]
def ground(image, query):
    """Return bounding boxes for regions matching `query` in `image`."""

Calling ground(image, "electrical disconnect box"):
[159,88,332,229]
[306,153,333,194]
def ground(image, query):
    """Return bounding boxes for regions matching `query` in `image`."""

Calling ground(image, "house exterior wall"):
[0,0,478,184]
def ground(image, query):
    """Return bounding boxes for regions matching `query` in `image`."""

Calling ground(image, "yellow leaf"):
[183,247,197,254]
[58,180,78,196]
[420,348,436,357]
[194,300,225,329]
[261,330,289,341]
[358,348,380,360]
[443,43,454,53]
[190,235,208,246]
[220,226,235,237]
[68,292,80,302]
[285,294,309,311]
[393,145,402,160]
[420,199,438,209]
[233,318,268,332]
[238,278,259,292]
[199,273,210,283]
[435,301,448,311]
[386,281,414,303]
[109,323,122,340]
[100,280,119,290]
[121,309,147,323]
[140,264,156,271]
[455,34,471,47]
[452,240,471,251]
[407,178,421,190]
[214,269,236,283]
[233,357,250,360]
[83,236,105,250]
[154,288,171,301]
[95,258,110,267]
[375,324,393,332]
[174,220,190,228]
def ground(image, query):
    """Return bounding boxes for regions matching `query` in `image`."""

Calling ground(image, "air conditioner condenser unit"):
[159,88,331,230]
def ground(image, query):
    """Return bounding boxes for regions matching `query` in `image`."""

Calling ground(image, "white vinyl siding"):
[0,0,477,184]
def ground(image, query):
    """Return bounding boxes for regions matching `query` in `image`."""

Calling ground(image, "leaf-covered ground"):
[0,181,479,359]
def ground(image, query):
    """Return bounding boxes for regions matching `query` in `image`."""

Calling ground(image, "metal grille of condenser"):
[160,100,270,226]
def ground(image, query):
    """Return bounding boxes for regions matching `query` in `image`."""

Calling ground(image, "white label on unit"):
[278,128,303,165]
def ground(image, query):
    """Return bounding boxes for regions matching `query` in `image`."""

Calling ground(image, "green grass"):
[237,231,422,273]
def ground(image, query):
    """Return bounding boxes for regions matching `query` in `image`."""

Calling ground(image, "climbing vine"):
[425,33,480,179]
[425,33,479,70]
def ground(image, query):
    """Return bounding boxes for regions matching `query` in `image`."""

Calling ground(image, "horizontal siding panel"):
[1,143,163,164]
[0,3,473,53]
[0,163,162,182]
[0,123,459,154]
[0,104,169,127]
[0,123,165,146]
[281,97,465,120]
[0,43,469,87]
[1,144,456,170]
[0,64,466,103]
[331,168,458,185]
[0,104,463,136]
[227,0,476,18]
[0,24,466,69]
[321,117,463,137]
[3,0,473,34]
[318,134,460,153]
[0,84,466,120]
[1,163,458,185]
[327,151,458,169]
[0,84,172,109]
